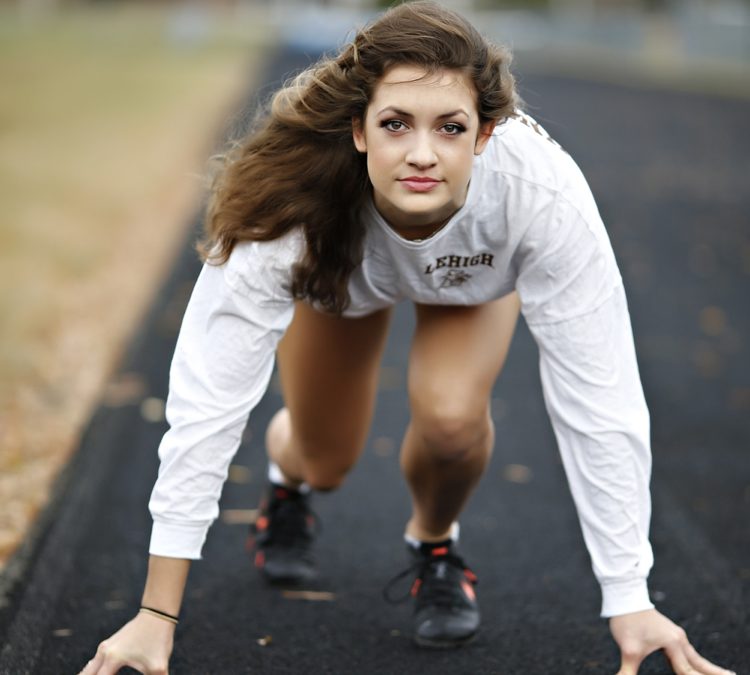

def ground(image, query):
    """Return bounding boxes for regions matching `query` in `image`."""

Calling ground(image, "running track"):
[1,45,748,675]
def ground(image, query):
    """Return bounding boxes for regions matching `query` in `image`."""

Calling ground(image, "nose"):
[405,131,437,169]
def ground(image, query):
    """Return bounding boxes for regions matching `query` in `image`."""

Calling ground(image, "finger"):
[87,651,129,675]
[666,640,737,675]
[616,651,644,675]
[685,641,736,675]
[78,654,103,675]
[664,642,701,675]
[616,666,640,675]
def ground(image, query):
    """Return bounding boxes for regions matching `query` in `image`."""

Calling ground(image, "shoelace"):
[383,550,477,608]
[263,492,319,550]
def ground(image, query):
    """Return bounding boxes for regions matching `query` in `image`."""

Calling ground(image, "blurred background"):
[0,0,748,572]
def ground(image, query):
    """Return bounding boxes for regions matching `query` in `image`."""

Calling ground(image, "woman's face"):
[353,64,494,240]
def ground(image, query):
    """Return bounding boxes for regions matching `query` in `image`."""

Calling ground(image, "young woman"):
[80,3,735,674]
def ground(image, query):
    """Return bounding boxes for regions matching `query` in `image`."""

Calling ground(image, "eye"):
[381,119,406,132]
[441,122,466,135]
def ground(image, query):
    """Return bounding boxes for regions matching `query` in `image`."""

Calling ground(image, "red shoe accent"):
[461,579,476,602]
[464,569,478,583]
[274,487,289,499]
[431,546,449,556]
[256,515,269,531]
[410,578,423,597]
[255,551,265,568]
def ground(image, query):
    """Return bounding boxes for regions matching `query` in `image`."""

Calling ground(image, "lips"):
[398,176,442,192]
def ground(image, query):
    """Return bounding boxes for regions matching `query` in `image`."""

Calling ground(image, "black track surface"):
[1,46,748,675]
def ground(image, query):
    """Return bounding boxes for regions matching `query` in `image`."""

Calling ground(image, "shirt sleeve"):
[148,237,297,560]
[516,190,655,618]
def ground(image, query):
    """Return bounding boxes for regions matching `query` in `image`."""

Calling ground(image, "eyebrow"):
[375,106,470,120]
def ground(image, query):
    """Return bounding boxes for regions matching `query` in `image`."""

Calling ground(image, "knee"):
[295,440,358,491]
[411,399,492,462]
[303,469,347,492]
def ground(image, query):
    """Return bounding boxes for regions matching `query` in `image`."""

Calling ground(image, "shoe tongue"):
[274,485,304,500]
[435,561,447,579]
[417,540,452,558]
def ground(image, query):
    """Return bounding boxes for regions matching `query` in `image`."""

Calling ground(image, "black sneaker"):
[385,542,480,649]
[246,483,318,585]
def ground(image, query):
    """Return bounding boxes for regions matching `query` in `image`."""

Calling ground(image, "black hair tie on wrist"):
[139,605,179,625]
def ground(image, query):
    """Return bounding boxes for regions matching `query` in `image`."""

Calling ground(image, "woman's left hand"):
[609,609,735,675]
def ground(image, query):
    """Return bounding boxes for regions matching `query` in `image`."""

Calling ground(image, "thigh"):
[277,301,393,464]
[408,292,520,421]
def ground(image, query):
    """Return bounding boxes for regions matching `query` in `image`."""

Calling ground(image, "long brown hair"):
[202,1,518,314]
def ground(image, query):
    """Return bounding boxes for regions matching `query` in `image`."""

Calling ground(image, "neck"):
[391,218,451,241]
[372,197,460,242]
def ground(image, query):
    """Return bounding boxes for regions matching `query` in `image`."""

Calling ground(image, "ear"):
[352,117,367,153]
[474,120,496,155]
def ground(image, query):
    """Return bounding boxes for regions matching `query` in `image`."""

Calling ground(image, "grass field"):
[0,3,274,563]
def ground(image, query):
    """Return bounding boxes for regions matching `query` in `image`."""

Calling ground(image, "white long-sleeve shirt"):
[149,113,654,618]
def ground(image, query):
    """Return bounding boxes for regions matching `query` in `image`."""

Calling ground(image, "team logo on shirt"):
[439,270,473,288]
[423,252,494,289]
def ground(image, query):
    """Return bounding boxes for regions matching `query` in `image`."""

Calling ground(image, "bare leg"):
[267,301,393,490]
[401,293,520,541]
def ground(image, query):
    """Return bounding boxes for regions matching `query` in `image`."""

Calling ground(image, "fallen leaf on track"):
[503,463,532,484]
[140,397,166,423]
[373,436,395,457]
[220,509,258,525]
[227,464,252,484]
[281,590,335,602]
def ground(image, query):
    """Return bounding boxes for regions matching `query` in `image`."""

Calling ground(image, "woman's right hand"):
[78,611,175,675]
